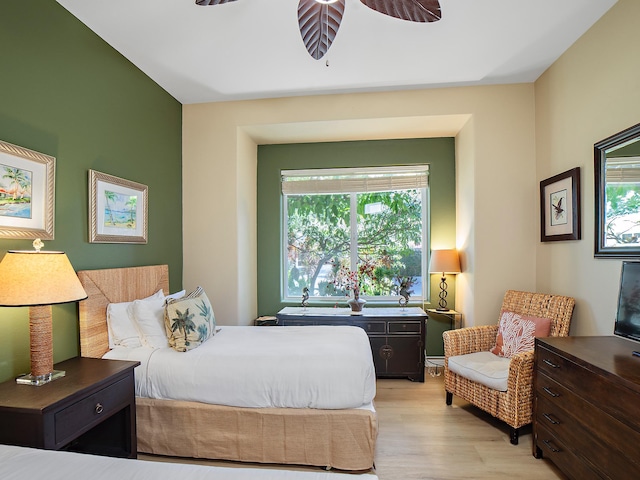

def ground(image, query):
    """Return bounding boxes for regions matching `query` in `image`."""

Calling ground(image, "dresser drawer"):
[536,346,575,380]
[535,423,599,480]
[536,371,575,404]
[537,395,640,478]
[388,321,421,334]
[55,377,132,445]
[537,375,640,473]
[354,320,386,334]
[537,346,640,430]
[280,319,316,326]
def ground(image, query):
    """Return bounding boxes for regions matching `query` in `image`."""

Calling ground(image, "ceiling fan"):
[195,0,442,60]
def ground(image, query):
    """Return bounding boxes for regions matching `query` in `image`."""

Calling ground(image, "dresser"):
[0,357,139,458]
[276,307,427,382]
[533,336,640,479]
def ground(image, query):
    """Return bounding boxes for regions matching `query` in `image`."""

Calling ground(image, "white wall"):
[183,85,536,326]
[535,0,640,335]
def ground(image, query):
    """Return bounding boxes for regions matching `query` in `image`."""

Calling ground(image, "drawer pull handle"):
[543,413,560,425]
[95,403,104,414]
[542,439,560,453]
[543,358,560,368]
[543,386,560,398]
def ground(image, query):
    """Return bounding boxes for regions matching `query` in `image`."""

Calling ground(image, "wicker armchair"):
[442,290,575,445]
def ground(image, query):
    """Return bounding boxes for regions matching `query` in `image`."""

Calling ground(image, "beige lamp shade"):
[429,249,461,274]
[0,248,87,384]
[0,251,87,306]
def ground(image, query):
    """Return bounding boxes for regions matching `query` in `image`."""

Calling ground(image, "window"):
[282,165,429,302]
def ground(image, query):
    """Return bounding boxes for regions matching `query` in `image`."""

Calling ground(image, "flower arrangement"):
[328,259,378,299]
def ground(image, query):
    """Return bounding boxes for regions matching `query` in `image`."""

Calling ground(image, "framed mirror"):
[595,122,640,257]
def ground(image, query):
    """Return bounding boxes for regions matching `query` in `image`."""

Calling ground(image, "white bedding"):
[103,325,376,410]
[0,444,378,480]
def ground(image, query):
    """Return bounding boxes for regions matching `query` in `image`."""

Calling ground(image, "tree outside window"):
[282,166,427,302]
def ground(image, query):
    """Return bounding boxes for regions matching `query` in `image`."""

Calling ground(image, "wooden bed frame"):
[77,265,377,471]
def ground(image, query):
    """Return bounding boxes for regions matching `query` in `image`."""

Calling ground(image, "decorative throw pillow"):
[164,286,216,352]
[491,310,552,358]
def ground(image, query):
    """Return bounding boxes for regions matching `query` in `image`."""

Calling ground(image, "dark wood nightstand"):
[0,357,139,458]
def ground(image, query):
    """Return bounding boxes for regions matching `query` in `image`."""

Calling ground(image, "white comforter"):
[104,325,376,409]
[0,445,378,480]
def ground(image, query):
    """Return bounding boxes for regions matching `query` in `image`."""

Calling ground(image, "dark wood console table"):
[276,307,427,382]
[534,336,640,479]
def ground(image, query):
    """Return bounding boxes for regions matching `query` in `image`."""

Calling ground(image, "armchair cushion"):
[448,351,510,391]
[490,310,551,358]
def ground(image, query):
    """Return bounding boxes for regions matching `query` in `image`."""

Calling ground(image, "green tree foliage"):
[287,189,423,297]
[606,184,640,243]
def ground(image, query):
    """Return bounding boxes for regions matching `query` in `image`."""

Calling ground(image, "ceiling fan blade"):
[195,0,238,5]
[360,0,441,22]
[298,0,345,60]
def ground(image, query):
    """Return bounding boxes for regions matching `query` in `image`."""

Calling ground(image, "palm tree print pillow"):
[164,286,216,352]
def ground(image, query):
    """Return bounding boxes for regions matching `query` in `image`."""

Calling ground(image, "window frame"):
[281,165,430,303]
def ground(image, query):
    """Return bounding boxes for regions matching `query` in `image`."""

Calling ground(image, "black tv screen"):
[615,261,640,342]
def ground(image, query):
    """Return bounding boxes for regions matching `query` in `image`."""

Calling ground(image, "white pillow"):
[165,289,186,302]
[106,290,164,348]
[107,302,139,348]
[129,295,169,349]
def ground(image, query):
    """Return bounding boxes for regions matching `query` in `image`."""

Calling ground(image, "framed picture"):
[540,167,581,242]
[89,170,148,244]
[0,140,55,240]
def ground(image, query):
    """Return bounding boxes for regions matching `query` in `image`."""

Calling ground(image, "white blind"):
[281,165,429,195]
[606,156,640,183]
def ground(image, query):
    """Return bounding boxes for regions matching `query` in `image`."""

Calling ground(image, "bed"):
[0,444,378,480]
[77,265,378,471]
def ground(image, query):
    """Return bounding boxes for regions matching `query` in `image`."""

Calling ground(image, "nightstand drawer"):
[388,321,421,334]
[55,376,131,445]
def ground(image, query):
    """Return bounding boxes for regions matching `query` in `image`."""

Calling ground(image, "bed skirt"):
[136,398,378,471]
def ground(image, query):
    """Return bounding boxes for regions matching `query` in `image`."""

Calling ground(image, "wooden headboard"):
[77,265,169,358]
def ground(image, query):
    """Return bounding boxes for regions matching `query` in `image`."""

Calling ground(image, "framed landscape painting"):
[0,140,55,240]
[89,169,148,244]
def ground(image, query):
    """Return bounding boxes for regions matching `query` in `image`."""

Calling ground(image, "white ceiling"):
[56,0,617,105]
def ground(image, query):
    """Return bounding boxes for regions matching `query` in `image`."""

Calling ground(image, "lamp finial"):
[32,238,44,252]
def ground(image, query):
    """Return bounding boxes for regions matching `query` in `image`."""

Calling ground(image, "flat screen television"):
[615,261,640,342]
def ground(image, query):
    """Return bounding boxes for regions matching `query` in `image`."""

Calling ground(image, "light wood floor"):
[141,373,566,479]
[373,374,565,480]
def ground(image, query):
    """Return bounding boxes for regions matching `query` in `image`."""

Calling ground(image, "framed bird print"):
[540,167,581,242]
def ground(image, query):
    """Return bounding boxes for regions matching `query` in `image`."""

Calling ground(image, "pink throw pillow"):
[491,310,551,358]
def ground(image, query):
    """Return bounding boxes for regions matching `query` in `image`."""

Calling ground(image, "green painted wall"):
[0,1,183,382]
[257,138,456,355]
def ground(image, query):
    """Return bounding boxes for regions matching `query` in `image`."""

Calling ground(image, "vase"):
[347,294,366,312]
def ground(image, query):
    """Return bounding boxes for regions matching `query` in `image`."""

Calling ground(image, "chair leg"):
[445,391,453,405]
[510,427,519,445]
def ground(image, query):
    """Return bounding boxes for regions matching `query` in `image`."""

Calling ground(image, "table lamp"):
[429,249,461,311]
[0,239,87,385]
